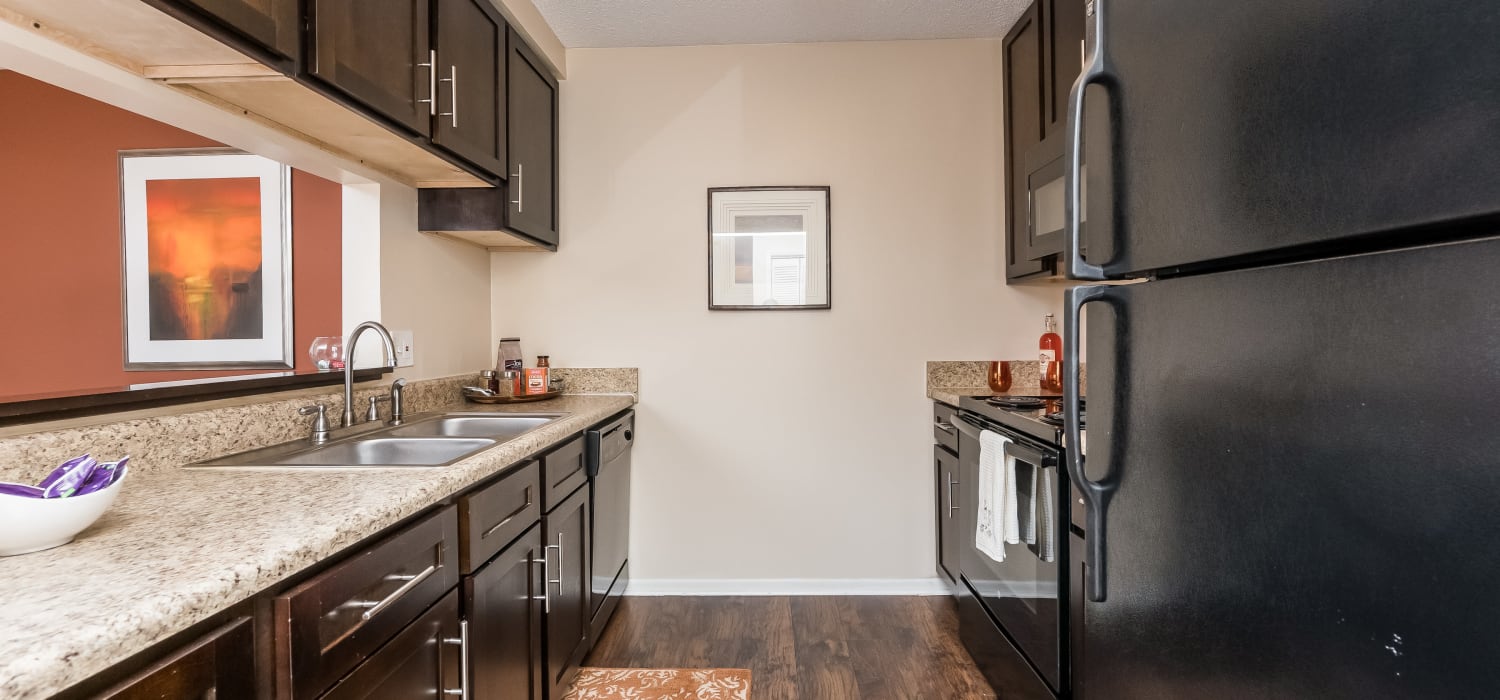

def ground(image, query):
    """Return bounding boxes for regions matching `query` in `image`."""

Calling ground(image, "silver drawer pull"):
[481,486,533,539]
[441,619,469,700]
[357,563,438,621]
[935,420,955,434]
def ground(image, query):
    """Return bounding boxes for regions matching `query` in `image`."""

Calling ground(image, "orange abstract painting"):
[144,177,264,340]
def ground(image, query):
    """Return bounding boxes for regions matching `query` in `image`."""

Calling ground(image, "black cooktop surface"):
[958,394,1082,445]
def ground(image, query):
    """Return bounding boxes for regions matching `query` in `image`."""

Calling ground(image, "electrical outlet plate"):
[393,330,415,368]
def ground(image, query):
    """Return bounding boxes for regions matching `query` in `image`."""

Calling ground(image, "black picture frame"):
[707,186,832,311]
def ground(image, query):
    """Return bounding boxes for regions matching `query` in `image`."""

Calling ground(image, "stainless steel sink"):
[270,437,496,467]
[385,413,561,440]
[186,411,567,469]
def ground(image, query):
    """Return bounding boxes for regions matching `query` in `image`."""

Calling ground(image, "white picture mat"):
[120,151,292,367]
[710,189,830,308]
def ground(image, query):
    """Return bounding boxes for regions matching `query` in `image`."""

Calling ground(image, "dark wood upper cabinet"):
[320,589,464,700]
[1006,0,1087,282]
[308,0,434,136]
[467,523,546,700]
[1043,0,1086,134]
[97,617,256,699]
[149,0,300,67]
[544,483,591,700]
[1004,3,1047,281]
[431,0,507,175]
[506,26,560,247]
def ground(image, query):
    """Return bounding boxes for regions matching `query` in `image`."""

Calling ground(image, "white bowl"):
[0,470,127,556]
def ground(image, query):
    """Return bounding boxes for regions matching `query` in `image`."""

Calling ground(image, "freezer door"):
[1070,0,1500,278]
[1069,235,1500,698]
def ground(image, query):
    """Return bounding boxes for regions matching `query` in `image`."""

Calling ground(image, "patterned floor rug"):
[563,668,752,700]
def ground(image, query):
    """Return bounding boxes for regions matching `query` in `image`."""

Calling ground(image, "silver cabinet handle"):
[417,49,436,116]
[510,163,524,212]
[1065,0,1110,280]
[357,563,437,621]
[439,64,458,128]
[531,545,551,613]
[441,619,469,700]
[935,420,955,434]
[946,474,959,518]
[481,486,532,540]
[548,534,564,592]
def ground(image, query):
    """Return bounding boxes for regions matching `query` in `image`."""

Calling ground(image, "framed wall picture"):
[708,186,831,310]
[119,149,293,369]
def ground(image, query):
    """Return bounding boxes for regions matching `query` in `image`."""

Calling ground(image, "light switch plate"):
[393,330,415,368]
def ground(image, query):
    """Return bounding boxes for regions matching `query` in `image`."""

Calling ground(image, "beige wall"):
[379,185,494,380]
[492,40,1064,589]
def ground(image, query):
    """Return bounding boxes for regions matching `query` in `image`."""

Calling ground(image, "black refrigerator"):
[1061,1,1500,697]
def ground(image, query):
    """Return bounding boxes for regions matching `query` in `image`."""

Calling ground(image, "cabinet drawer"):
[99,617,255,699]
[542,435,586,512]
[460,460,541,573]
[274,506,459,699]
[320,589,463,700]
[933,402,959,453]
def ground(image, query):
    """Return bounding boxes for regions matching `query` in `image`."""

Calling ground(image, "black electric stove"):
[956,394,1082,446]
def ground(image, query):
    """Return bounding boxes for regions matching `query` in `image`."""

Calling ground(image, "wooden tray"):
[464,389,562,404]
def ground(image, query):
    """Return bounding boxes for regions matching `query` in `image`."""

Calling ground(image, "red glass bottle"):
[1039,314,1063,393]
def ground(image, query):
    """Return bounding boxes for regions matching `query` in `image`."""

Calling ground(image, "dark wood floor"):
[584,596,996,700]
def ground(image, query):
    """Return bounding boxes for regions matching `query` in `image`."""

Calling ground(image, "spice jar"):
[481,369,499,394]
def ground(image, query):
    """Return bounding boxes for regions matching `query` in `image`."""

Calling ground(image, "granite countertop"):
[0,394,635,699]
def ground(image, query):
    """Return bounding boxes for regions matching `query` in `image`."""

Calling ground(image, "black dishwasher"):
[586,410,633,639]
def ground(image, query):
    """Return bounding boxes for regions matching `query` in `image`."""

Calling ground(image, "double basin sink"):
[190,413,565,469]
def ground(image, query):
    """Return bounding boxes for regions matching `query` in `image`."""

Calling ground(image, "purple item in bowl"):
[41,455,99,499]
[74,458,129,497]
[0,482,45,498]
[37,454,94,490]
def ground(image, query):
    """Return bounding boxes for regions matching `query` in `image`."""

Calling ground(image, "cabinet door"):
[1042,0,1086,134]
[467,523,545,700]
[99,617,255,699]
[161,0,300,62]
[320,590,464,700]
[506,28,559,247]
[274,506,458,699]
[1003,4,1047,280]
[543,484,591,699]
[431,0,507,175]
[935,445,960,585]
[309,0,433,136]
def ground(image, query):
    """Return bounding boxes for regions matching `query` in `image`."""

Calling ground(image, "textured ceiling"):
[531,0,1032,48]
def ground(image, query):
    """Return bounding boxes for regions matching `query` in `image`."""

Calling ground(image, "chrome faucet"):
[343,321,397,427]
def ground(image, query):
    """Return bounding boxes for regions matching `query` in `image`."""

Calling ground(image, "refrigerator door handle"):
[1065,0,1114,281]
[1066,284,1121,601]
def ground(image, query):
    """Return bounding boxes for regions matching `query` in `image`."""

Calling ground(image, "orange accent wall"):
[0,70,343,398]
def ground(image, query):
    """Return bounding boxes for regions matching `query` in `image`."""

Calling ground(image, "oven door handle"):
[1003,440,1050,468]
[952,413,985,439]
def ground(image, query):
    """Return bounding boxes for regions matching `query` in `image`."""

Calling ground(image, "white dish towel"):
[976,429,1021,563]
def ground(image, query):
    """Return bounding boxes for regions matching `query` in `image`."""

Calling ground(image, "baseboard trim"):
[624,578,952,596]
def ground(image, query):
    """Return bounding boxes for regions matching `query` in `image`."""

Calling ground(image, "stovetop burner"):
[1039,410,1084,427]
[986,396,1048,409]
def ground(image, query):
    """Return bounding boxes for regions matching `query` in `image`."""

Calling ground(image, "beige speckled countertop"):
[0,394,634,699]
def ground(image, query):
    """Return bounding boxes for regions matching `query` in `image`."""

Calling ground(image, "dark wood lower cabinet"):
[466,523,546,700]
[935,444,960,585]
[544,484,591,700]
[98,617,255,699]
[320,589,464,700]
